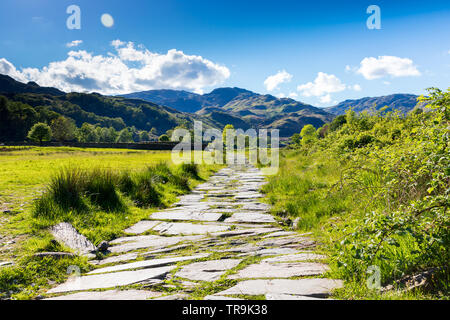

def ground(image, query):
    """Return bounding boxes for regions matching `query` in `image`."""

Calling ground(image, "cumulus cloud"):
[297,72,346,97]
[0,40,230,95]
[352,84,362,91]
[288,92,298,99]
[66,40,83,48]
[357,55,421,80]
[0,58,27,82]
[264,70,292,91]
[319,94,332,104]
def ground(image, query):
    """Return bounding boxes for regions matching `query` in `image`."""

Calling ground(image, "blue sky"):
[0,0,449,106]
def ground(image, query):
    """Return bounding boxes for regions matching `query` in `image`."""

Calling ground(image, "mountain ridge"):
[1,73,424,140]
[325,93,421,115]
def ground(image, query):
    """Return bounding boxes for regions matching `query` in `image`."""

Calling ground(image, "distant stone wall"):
[0,141,209,151]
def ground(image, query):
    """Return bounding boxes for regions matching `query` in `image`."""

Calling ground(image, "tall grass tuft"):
[180,163,199,179]
[45,167,87,214]
[84,169,124,212]
[132,171,160,207]
[117,171,134,195]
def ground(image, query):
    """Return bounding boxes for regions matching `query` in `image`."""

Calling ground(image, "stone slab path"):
[44,164,342,300]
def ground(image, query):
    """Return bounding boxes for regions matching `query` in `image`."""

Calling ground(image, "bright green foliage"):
[116,128,134,143]
[222,124,235,144]
[300,124,318,147]
[77,123,98,142]
[139,131,150,142]
[50,116,77,142]
[291,133,301,145]
[27,122,52,145]
[265,88,449,298]
[159,134,170,142]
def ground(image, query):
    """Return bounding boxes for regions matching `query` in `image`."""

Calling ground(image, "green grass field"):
[0,147,222,299]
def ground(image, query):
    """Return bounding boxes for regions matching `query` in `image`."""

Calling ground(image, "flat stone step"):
[262,252,326,263]
[153,222,230,235]
[237,248,300,257]
[215,278,343,298]
[88,253,209,275]
[109,235,202,253]
[225,212,276,224]
[45,290,161,300]
[228,262,329,279]
[176,259,242,281]
[124,221,162,235]
[47,265,175,294]
[150,211,223,222]
[211,227,281,238]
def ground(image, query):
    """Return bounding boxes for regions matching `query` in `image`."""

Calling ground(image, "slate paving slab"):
[88,253,209,275]
[109,235,202,253]
[176,259,242,281]
[240,203,270,211]
[124,221,161,235]
[46,290,161,300]
[211,227,281,238]
[50,222,96,255]
[228,262,329,279]
[263,231,297,238]
[153,222,230,235]
[216,279,343,297]
[262,252,326,263]
[0,261,13,268]
[225,212,276,224]
[47,266,175,294]
[150,211,223,222]
[237,248,300,257]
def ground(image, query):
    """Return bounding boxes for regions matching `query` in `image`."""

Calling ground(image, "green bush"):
[266,87,449,298]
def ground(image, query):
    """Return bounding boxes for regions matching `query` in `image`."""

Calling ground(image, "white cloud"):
[319,94,332,104]
[297,72,346,97]
[0,58,27,82]
[0,40,230,95]
[66,40,83,48]
[357,55,421,80]
[288,92,298,99]
[264,70,292,91]
[352,84,362,91]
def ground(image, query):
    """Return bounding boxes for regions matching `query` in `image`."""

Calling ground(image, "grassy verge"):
[262,88,449,300]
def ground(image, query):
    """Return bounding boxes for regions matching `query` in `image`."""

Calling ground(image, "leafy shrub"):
[269,87,449,297]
